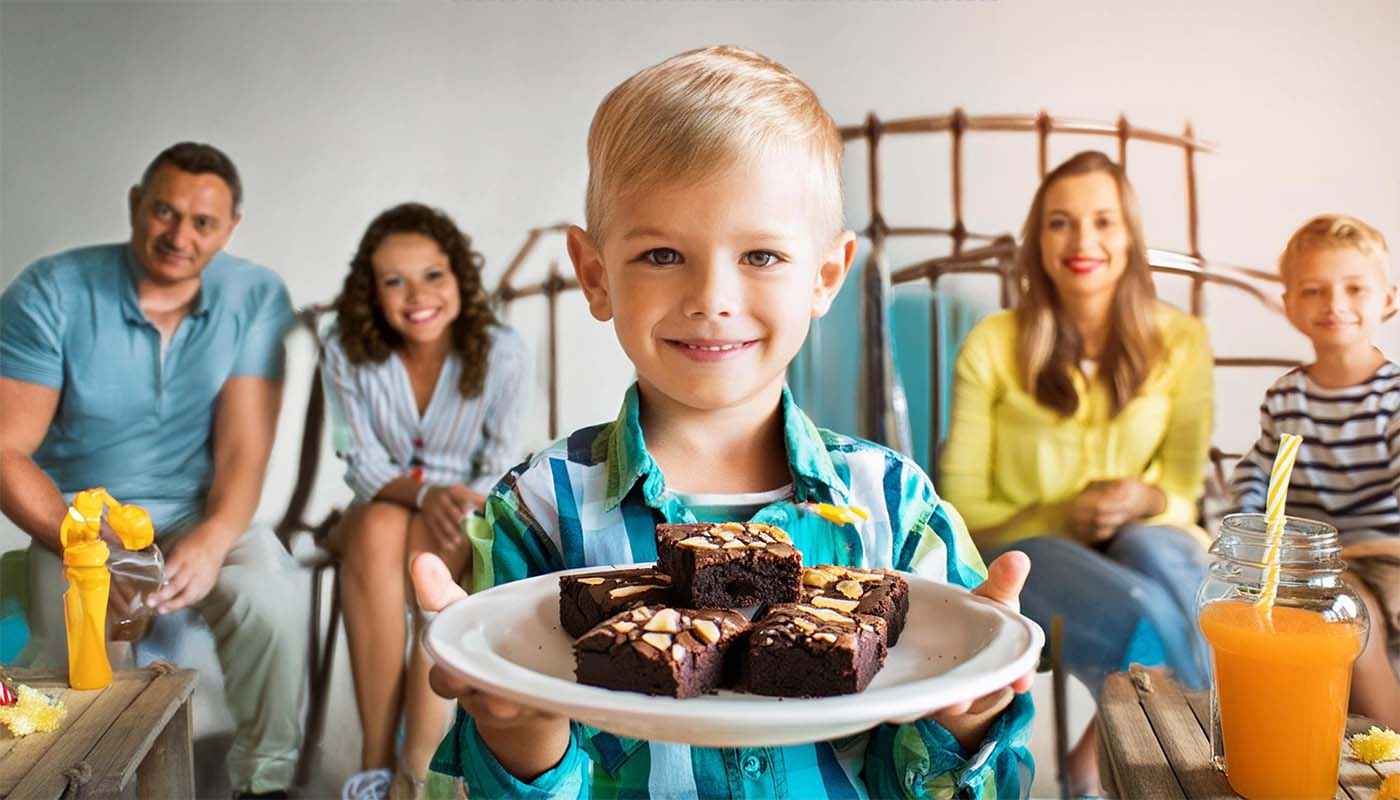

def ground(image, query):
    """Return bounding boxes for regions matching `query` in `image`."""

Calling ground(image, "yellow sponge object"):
[1349,725,1400,764]
[0,684,67,736]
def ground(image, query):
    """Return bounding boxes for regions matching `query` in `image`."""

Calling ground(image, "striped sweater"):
[1230,361,1400,544]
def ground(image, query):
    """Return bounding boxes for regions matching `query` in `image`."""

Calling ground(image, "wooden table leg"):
[136,698,194,799]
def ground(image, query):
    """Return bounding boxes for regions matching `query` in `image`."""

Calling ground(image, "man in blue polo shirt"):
[0,142,305,798]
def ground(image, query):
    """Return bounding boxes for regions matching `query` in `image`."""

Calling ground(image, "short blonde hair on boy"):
[1279,214,1391,280]
[584,45,844,242]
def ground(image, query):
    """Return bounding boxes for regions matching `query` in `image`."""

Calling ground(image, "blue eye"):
[642,248,682,266]
[743,251,781,268]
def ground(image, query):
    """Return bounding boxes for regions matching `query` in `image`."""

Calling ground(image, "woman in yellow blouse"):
[941,151,1213,792]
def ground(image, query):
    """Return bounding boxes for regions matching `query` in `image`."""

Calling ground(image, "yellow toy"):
[0,684,68,736]
[797,502,871,526]
[59,489,153,690]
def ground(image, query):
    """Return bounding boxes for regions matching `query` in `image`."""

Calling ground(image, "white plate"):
[424,564,1044,748]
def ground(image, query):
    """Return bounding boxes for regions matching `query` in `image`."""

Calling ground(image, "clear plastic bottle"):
[104,528,164,642]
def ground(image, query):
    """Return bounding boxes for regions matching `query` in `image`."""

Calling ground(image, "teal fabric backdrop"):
[789,251,989,479]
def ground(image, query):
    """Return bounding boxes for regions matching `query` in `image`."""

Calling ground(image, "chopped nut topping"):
[802,568,837,589]
[715,522,745,533]
[609,584,658,599]
[757,532,775,543]
[678,536,721,550]
[643,608,683,633]
[791,617,818,633]
[746,541,766,549]
[671,644,687,662]
[630,607,653,622]
[577,577,606,585]
[860,623,875,632]
[722,540,748,549]
[612,621,637,633]
[800,605,854,624]
[812,632,838,643]
[770,529,793,545]
[812,595,861,613]
[846,570,883,582]
[714,530,736,542]
[691,619,721,644]
[641,632,673,652]
[835,580,864,599]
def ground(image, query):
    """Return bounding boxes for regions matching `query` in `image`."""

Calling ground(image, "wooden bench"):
[1097,664,1394,799]
[0,666,196,799]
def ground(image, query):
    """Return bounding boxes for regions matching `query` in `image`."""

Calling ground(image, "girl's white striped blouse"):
[321,323,532,504]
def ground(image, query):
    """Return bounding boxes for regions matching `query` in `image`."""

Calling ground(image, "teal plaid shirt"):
[431,385,1035,799]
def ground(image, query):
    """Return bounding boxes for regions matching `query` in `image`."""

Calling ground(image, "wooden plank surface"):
[0,682,114,796]
[136,700,193,800]
[1338,716,1386,800]
[84,671,196,797]
[1098,671,1187,799]
[4,672,150,800]
[1129,667,1235,800]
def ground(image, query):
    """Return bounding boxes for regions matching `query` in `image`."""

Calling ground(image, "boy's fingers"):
[411,552,468,614]
[972,551,1030,612]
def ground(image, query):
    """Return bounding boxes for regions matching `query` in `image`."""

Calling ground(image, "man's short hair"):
[138,142,243,213]
[1279,213,1391,280]
[584,45,844,242]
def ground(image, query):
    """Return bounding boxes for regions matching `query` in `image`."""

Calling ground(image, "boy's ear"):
[567,225,613,322]
[1382,282,1397,323]
[812,230,858,319]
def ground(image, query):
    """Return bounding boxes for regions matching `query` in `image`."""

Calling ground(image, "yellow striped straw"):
[1254,433,1303,613]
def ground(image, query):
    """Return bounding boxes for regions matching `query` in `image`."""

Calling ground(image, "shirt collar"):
[120,245,212,325]
[600,383,849,512]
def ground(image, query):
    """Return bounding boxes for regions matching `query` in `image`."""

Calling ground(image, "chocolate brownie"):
[743,603,888,697]
[574,605,749,698]
[558,567,675,638]
[801,564,910,645]
[655,521,802,608]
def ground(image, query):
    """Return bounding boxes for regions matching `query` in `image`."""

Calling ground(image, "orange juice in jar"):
[1197,514,1368,800]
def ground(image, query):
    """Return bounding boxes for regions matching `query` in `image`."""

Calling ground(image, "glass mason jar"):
[1195,512,1369,800]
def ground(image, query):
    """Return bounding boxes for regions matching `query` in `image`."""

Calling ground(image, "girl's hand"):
[421,484,486,548]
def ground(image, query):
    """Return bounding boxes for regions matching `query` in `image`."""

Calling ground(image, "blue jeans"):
[986,525,1211,697]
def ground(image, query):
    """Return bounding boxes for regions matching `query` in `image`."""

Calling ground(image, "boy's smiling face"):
[569,147,855,415]
[1283,246,1396,352]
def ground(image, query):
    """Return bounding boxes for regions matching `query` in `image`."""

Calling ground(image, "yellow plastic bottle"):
[59,489,154,690]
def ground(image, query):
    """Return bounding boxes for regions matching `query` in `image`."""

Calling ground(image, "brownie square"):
[743,603,888,697]
[655,522,802,608]
[558,567,675,639]
[574,605,749,698]
[801,565,910,645]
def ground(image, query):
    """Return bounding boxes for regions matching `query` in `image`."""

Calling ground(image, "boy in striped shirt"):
[1230,214,1400,728]
[410,46,1038,798]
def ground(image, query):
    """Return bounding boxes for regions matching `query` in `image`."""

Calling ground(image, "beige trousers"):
[17,525,308,794]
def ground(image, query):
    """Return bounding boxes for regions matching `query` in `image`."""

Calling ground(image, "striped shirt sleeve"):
[1230,397,1277,514]
[320,334,403,503]
[470,327,533,495]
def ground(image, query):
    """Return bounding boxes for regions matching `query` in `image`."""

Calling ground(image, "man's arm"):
[0,377,67,552]
[149,375,282,612]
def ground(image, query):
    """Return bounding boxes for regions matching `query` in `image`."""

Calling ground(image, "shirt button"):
[741,753,767,777]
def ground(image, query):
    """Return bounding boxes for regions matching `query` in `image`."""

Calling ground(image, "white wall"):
[2,0,1398,554]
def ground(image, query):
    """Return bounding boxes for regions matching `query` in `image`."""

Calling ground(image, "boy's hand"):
[410,553,570,781]
[888,552,1036,751]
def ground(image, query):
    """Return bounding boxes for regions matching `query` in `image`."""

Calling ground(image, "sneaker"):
[342,768,393,800]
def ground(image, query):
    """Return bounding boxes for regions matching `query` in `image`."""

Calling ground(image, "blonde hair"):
[1015,151,1161,417]
[1279,214,1391,281]
[584,45,844,242]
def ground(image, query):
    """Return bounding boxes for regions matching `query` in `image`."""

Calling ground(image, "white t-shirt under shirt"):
[670,484,795,524]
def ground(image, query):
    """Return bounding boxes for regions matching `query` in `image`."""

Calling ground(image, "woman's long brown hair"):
[1015,151,1161,417]
[334,202,498,397]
